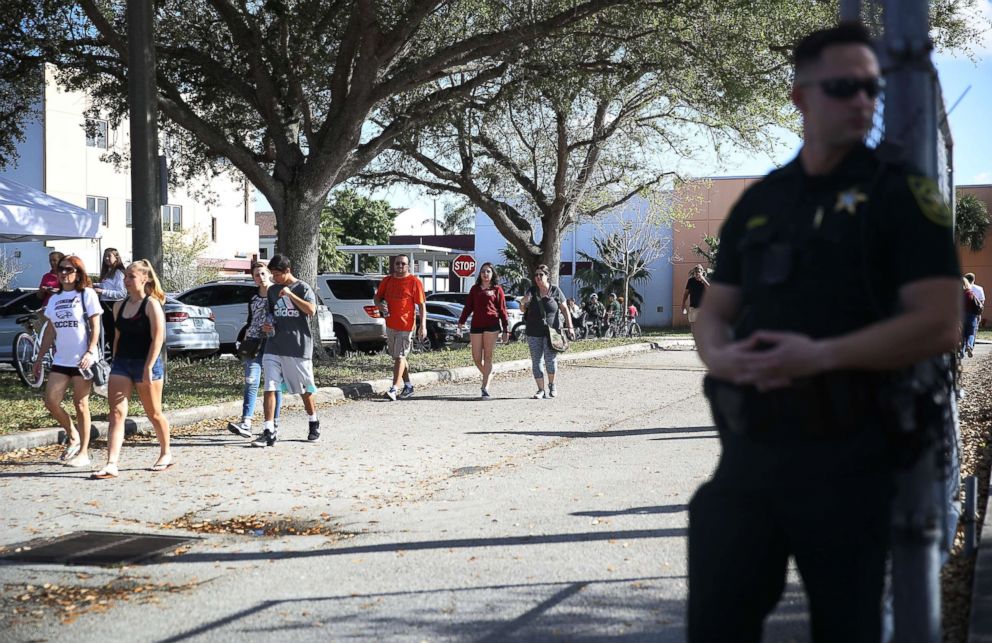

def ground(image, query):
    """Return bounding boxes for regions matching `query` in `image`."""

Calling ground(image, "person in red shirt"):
[457,262,509,399]
[374,255,427,400]
[37,251,65,309]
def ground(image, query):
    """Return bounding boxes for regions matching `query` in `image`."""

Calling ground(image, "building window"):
[162,204,182,232]
[125,201,132,228]
[85,119,108,149]
[211,217,217,242]
[87,196,108,226]
[259,247,268,260]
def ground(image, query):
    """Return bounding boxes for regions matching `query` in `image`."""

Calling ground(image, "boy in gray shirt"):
[252,254,321,447]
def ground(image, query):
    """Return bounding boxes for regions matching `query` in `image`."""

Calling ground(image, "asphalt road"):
[0,347,811,642]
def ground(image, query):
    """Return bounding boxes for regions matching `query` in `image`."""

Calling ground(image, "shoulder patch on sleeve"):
[907,175,952,227]
[746,215,768,230]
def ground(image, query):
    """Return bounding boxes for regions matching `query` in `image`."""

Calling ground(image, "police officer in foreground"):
[688,23,961,642]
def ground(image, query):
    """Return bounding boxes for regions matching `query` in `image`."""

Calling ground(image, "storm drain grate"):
[0,531,198,566]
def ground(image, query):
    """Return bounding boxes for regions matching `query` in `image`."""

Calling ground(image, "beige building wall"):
[958,185,992,324]
[668,178,992,329]
[670,177,759,327]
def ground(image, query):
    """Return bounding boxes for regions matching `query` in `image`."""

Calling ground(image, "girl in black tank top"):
[93,260,172,480]
[115,296,153,359]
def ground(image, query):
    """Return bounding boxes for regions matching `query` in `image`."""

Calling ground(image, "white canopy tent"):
[0,177,103,242]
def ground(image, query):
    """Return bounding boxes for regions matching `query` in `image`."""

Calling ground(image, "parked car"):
[0,289,219,363]
[163,297,220,357]
[313,273,387,353]
[177,279,336,354]
[426,290,524,331]
[415,302,469,351]
[0,290,42,364]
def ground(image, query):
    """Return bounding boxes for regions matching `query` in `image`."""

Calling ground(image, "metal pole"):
[884,0,943,639]
[433,199,438,236]
[127,0,162,273]
[964,476,978,556]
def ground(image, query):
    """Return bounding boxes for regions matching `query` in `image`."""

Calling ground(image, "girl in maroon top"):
[457,262,509,399]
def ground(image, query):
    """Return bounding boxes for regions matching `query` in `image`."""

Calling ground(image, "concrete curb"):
[0,339,687,453]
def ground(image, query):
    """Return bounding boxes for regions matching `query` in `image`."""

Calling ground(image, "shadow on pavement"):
[467,426,716,439]
[159,574,691,643]
[571,504,688,518]
[162,527,687,566]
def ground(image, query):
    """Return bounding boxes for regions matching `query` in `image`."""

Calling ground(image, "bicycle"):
[12,312,52,388]
[604,314,641,338]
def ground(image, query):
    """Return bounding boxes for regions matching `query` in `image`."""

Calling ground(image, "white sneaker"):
[548,384,557,398]
[532,390,546,399]
[385,388,398,401]
[65,454,91,468]
[227,421,252,438]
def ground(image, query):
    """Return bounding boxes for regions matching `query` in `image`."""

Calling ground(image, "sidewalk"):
[0,339,690,453]
[0,344,714,642]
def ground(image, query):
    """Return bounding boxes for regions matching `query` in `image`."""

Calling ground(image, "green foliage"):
[319,190,396,273]
[494,245,531,295]
[423,200,475,234]
[955,193,990,253]
[161,229,222,293]
[574,243,648,308]
[691,235,720,271]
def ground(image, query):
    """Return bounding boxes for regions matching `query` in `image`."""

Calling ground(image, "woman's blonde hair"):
[130,259,166,303]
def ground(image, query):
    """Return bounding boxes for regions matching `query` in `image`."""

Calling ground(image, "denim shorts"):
[110,357,164,383]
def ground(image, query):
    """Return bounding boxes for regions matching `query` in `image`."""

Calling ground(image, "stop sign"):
[452,254,477,278]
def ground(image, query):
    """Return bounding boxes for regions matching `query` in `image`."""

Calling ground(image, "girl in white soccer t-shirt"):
[35,256,102,468]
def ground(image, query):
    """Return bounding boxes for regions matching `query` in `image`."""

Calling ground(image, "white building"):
[473,196,675,327]
[0,65,257,287]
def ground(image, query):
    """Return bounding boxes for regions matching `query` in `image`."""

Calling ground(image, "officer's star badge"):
[834,188,868,215]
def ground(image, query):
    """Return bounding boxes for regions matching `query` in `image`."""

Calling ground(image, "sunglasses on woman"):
[58,266,77,274]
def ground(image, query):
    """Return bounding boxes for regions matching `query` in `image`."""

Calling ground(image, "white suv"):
[314,273,387,353]
[178,279,336,354]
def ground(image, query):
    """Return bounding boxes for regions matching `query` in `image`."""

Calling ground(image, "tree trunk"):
[540,225,563,286]
[274,185,333,361]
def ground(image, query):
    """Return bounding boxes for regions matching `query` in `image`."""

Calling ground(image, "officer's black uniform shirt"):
[713,144,959,343]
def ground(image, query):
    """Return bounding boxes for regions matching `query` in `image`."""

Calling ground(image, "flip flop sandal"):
[90,467,118,480]
[150,461,174,472]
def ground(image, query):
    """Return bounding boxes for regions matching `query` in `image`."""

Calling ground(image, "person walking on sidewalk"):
[228,261,282,438]
[521,265,573,399]
[93,260,172,479]
[93,248,127,353]
[457,262,510,399]
[374,254,427,401]
[963,272,984,357]
[680,264,709,332]
[252,254,320,447]
[33,255,102,468]
[688,23,961,642]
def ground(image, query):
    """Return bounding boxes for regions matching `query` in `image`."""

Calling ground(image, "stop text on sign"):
[452,254,476,277]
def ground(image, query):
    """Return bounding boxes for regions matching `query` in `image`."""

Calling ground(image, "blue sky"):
[259,4,992,214]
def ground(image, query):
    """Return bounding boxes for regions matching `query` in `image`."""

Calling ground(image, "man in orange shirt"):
[374,254,428,400]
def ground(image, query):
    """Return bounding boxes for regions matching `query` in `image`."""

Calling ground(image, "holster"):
[703,372,883,438]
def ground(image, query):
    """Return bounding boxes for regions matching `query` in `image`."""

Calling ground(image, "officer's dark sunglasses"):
[812,76,885,100]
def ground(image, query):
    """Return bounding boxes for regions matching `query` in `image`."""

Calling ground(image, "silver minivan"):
[313,273,387,353]
[178,279,335,354]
